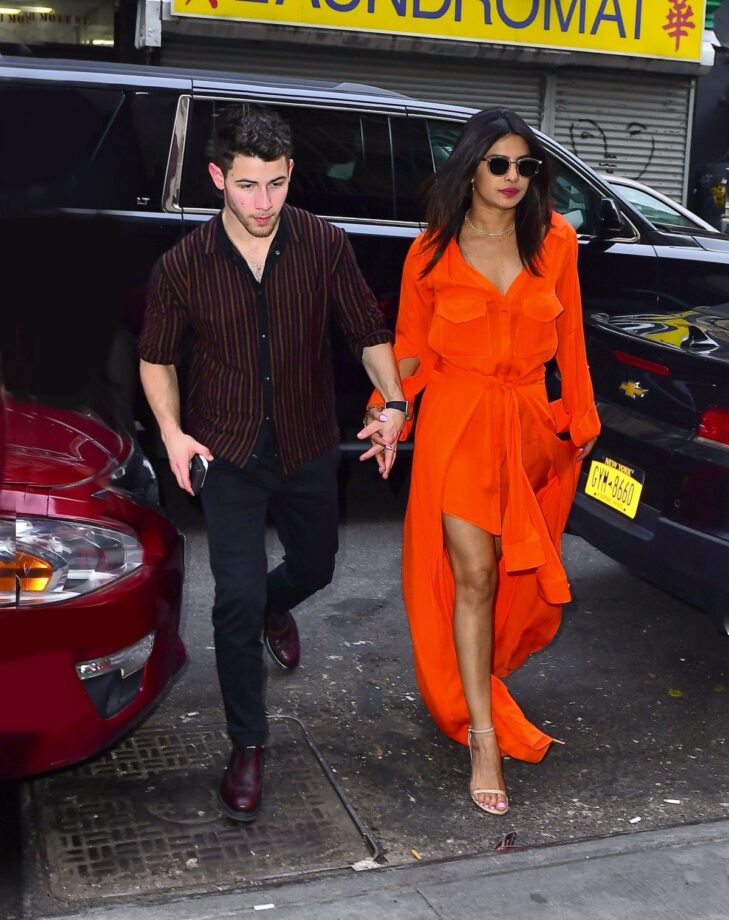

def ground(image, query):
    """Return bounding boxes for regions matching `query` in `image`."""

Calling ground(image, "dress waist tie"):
[434,361,570,603]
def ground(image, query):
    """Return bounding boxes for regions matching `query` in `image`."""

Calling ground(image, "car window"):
[609,184,698,230]
[427,119,463,169]
[180,99,395,220]
[0,83,126,210]
[395,117,465,223]
[0,83,174,212]
[550,159,603,236]
[392,115,433,223]
[129,91,180,210]
[285,107,394,219]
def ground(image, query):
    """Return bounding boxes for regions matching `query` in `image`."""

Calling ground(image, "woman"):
[361,108,600,815]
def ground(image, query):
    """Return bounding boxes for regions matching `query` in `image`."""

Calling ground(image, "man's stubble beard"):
[225,194,280,239]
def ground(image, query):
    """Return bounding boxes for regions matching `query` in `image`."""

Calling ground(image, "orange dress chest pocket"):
[431,294,491,356]
[514,292,564,359]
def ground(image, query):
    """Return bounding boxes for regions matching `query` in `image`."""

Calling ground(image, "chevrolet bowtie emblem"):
[620,380,649,399]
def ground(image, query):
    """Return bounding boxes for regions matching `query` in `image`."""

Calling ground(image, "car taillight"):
[698,408,729,447]
[5,517,143,606]
[613,350,670,376]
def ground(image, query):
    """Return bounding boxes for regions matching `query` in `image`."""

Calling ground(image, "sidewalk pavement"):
[48,818,729,920]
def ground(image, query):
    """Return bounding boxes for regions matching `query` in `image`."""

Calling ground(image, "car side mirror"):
[598,196,625,234]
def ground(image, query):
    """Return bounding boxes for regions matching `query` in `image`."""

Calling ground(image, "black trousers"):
[200,445,340,748]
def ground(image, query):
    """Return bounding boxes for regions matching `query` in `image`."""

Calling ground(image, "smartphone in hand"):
[189,454,209,495]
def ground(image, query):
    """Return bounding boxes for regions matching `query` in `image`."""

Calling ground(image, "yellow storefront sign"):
[172,0,707,63]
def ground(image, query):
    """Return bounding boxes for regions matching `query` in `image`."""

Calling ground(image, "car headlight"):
[0,517,17,607]
[9,517,143,606]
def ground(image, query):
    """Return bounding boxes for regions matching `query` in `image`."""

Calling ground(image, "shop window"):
[0,0,114,52]
[180,100,395,220]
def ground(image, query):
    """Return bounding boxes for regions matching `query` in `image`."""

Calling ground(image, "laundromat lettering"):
[308,0,641,35]
[173,0,706,61]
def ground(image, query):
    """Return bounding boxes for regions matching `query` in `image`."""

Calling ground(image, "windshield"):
[609,183,709,232]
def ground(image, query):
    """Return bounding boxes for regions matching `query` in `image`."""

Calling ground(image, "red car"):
[0,398,185,778]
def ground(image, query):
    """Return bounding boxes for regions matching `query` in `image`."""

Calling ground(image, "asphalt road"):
[2,457,728,917]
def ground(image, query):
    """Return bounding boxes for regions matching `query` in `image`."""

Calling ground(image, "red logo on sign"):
[663,0,696,51]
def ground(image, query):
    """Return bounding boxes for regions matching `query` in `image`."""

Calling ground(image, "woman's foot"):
[467,727,509,815]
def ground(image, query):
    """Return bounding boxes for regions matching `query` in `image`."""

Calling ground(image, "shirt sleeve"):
[368,235,439,440]
[554,228,602,447]
[138,258,188,366]
[330,233,393,359]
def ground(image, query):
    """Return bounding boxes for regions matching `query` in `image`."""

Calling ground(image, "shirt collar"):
[206,205,293,255]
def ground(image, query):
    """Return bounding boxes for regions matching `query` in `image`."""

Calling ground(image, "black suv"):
[3,56,729,445]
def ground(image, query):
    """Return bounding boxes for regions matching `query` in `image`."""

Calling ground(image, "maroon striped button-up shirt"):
[139,206,392,473]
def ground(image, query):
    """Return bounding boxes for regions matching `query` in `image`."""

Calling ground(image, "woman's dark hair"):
[421,108,553,277]
[211,105,293,173]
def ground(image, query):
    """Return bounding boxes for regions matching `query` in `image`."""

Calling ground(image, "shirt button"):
[265,415,271,421]
[274,250,280,256]
[265,376,271,381]
[261,333,267,339]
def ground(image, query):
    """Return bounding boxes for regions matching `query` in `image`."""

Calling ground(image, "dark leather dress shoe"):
[264,609,300,670]
[218,745,264,822]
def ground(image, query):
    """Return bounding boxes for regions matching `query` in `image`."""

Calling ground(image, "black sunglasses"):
[481,155,542,178]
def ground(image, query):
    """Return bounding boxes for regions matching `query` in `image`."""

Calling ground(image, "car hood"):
[587,304,729,366]
[3,400,128,489]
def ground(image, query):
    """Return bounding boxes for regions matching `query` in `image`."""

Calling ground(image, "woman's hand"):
[576,436,597,461]
[357,405,405,479]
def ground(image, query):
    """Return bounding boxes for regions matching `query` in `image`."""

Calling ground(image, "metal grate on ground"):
[28,716,376,905]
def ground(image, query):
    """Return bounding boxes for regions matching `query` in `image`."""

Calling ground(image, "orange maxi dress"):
[382,213,601,763]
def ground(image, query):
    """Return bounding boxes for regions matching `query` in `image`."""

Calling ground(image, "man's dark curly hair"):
[211,105,294,174]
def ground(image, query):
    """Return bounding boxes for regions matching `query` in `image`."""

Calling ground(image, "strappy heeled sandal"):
[467,726,509,816]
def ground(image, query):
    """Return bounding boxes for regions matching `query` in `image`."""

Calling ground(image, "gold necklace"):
[464,209,516,239]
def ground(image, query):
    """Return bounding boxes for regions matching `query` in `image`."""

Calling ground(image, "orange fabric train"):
[376,213,601,763]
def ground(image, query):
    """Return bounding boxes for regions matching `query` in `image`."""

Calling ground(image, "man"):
[139,106,406,822]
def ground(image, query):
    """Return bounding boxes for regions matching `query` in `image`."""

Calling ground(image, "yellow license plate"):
[584,455,645,519]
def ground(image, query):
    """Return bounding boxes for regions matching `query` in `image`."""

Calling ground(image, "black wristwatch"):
[385,400,412,420]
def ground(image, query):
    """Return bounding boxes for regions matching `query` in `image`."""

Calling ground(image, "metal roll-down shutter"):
[550,69,694,202]
[161,35,545,126]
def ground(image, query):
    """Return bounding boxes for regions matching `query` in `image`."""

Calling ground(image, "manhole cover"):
[28,717,376,904]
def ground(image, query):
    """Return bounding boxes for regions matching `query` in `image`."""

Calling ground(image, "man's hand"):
[357,406,405,479]
[139,361,213,495]
[163,429,214,495]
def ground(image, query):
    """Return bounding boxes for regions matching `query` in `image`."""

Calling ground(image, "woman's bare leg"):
[443,513,507,812]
